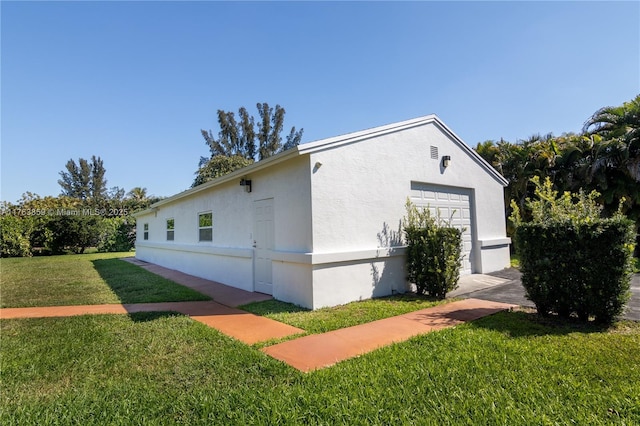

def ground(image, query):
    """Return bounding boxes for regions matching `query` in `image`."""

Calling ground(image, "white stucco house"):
[134,115,510,309]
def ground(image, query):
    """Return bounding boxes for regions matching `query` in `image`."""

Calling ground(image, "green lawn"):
[0,253,209,308]
[241,295,448,334]
[2,312,638,425]
[2,252,639,424]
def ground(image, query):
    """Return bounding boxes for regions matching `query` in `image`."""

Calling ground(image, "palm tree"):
[583,95,640,183]
[583,95,640,220]
[127,187,148,202]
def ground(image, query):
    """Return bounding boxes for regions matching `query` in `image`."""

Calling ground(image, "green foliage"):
[0,189,154,257]
[195,103,303,186]
[509,176,604,227]
[512,178,636,323]
[403,200,463,299]
[0,214,33,257]
[516,219,635,323]
[192,155,254,187]
[97,216,136,253]
[48,215,103,254]
[58,156,108,201]
[475,95,640,235]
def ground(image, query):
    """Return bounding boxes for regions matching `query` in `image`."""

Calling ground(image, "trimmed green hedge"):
[515,218,635,323]
[404,198,464,301]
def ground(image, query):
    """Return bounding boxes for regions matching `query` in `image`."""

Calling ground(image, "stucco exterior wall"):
[304,120,509,308]
[135,116,510,310]
[136,155,313,301]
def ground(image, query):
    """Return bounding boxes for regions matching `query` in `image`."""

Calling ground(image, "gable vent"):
[430,146,439,160]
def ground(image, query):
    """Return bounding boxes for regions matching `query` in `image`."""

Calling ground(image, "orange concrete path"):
[263,298,516,372]
[0,301,304,345]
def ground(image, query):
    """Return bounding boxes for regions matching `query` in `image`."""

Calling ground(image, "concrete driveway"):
[451,269,640,321]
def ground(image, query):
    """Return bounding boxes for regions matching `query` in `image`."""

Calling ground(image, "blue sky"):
[2,1,639,203]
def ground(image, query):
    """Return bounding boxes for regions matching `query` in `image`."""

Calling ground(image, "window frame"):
[198,211,213,242]
[166,218,175,241]
[143,223,149,240]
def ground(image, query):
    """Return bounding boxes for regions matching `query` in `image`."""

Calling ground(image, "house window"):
[199,212,213,242]
[166,218,175,241]
[143,223,149,240]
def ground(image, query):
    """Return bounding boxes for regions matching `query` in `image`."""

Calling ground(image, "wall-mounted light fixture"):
[442,155,451,168]
[240,178,252,193]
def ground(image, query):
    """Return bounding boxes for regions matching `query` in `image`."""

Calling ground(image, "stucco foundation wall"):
[272,261,313,308]
[311,254,408,309]
[477,239,512,274]
[135,243,254,291]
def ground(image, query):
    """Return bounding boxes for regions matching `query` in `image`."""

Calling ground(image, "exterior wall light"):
[442,155,451,168]
[240,178,252,193]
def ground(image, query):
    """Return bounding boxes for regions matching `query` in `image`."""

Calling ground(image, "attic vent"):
[430,146,438,160]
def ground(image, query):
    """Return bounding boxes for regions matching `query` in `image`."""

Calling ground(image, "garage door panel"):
[410,183,473,274]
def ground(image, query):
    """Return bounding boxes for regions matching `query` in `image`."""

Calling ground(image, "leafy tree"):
[0,213,32,257]
[195,103,303,187]
[97,216,136,253]
[58,156,107,201]
[48,215,102,254]
[192,155,254,187]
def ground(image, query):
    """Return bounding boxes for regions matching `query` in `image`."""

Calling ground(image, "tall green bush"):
[404,201,463,299]
[97,216,136,253]
[0,215,33,257]
[511,177,636,323]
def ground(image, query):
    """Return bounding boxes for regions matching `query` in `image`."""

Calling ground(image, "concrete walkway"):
[263,298,516,372]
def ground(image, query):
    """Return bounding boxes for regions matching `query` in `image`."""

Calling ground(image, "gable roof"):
[134,114,507,216]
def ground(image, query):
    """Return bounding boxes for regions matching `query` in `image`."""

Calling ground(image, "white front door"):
[253,198,274,294]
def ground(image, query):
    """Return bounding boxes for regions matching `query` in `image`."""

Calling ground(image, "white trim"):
[135,242,406,266]
[136,241,252,259]
[479,238,511,248]
[273,247,407,265]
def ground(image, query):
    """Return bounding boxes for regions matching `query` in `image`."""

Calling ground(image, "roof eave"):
[133,147,303,216]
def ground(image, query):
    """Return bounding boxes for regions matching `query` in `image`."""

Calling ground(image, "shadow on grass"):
[92,258,210,304]
[468,310,612,338]
[241,292,442,316]
[240,299,309,316]
[126,311,186,323]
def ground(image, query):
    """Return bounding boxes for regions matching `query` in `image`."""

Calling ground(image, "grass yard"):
[241,295,448,334]
[2,252,639,424]
[0,253,209,308]
[1,311,638,425]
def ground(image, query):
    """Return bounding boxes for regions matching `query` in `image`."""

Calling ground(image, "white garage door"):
[410,183,473,274]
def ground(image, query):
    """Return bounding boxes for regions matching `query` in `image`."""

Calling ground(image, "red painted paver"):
[0,304,129,319]
[262,298,516,372]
